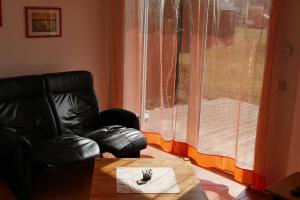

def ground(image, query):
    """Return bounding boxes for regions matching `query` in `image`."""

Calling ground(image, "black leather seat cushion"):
[31,135,100,166]
[83,125,147,156]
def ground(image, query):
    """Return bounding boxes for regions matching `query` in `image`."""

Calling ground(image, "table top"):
[90,158,208,200]
[266,172,300,200]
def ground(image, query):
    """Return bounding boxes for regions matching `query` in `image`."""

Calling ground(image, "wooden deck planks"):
[144,98,259,170]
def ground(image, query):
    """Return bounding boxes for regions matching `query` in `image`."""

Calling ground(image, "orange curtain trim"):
[144,132,265,190]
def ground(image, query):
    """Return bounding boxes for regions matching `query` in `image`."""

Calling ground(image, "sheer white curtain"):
[122,0,272,187]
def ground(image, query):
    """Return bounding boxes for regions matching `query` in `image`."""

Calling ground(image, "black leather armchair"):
[0,75,100,200]
[43,71,147,158]
[0,71,147,200]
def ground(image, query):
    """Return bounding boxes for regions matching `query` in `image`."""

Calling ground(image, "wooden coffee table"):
[89,158,208,200]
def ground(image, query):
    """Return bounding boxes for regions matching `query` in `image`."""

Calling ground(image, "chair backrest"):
[43,71,100,135]
[0,75,58,145]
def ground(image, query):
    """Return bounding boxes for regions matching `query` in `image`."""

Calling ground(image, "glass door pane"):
[198,0,271,170]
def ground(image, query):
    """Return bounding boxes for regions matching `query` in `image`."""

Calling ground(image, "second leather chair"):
[43,71,147,158]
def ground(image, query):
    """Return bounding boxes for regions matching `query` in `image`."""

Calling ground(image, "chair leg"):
[117,151,141,158]
[2,154,31,200]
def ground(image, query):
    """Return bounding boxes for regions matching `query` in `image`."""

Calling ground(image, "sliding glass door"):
[122,0,272,185]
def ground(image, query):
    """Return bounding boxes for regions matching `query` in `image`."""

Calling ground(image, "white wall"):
[0,0,111,109]
[123,1,142,114]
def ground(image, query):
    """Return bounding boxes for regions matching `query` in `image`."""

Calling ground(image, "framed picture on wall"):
[25,7,62,38]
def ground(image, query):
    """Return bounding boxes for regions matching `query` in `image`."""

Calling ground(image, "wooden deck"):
[144,98,258,170]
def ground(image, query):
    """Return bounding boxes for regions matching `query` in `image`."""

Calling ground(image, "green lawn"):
[177,27,268,105]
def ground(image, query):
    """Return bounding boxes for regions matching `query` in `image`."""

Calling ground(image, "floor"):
[140,145,266,200]
[0,145,266,200]
[144,98,259,170]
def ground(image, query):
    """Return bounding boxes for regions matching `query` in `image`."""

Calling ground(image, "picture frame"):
[25,7,62,38]
[0,0,2,27]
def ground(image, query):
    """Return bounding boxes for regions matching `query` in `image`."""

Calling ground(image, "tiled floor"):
[138,145,266,200]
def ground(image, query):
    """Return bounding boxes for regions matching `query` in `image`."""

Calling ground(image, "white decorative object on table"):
[117,167,180,193]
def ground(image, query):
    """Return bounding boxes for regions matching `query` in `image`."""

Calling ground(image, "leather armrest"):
[99,108,140,129]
